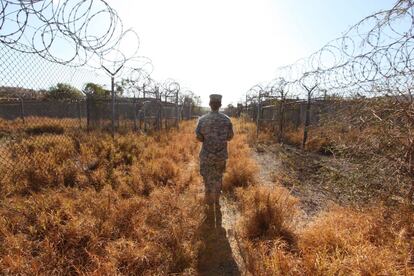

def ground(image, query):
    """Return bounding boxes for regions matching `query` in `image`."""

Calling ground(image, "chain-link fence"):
[243,96,354,148]
[0,37,197,185]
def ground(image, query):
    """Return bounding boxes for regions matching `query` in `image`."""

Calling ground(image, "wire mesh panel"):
[244,96,368,148]
[0,44,109,92]
[86,96,114,131]
[0,43,185,184]
[162,103,179,129]
[0,39,100,183]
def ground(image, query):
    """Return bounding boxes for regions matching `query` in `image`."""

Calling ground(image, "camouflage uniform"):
[195,106,234,204]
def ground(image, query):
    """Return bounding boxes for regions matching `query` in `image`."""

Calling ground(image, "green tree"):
[46,83,83,101]
[84,83,110,97]
[116,82,124,96]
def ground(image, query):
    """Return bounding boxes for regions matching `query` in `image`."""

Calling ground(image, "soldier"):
[195,94,234,211]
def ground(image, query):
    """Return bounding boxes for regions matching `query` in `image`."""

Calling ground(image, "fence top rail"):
[0,97,22,102]
[0,97,179,105]
[257,97,359,108]
[87,96,177,105]
[0,98,86,103]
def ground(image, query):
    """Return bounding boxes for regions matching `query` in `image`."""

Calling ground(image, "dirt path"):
[252,144,282,187]
[195,142,314,275]
[197,197,245,276]
[192,164,246,275]
[220,196,247,274]
[252,143,337,226]
[195,140,339,275]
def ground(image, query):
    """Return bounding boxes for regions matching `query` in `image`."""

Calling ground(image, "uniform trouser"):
[200,158,226,205]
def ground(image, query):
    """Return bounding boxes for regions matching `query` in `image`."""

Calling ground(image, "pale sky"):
[108,0,398,106]
[87,1,401,105]
[0,0,399,104]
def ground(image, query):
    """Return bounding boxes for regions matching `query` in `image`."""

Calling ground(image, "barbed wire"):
[0,0,198,103]
[0,0,140,68]
[249,0,414,100]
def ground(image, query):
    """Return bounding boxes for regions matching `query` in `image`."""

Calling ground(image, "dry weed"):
[234,118,414,275]
[238,189,414,275]
[0,120,204,274]
[237,186,298,244]
[223,121,258,192]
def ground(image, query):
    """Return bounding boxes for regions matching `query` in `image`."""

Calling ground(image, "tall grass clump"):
[223,120,258,192]
[234,185,301,275]
[238,186,298,243]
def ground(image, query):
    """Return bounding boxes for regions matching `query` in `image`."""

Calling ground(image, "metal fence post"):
[133,97,137,132]
[111,75,115,137]
[164,104,168,129]
[20,97,25,124]
[86,96,90,131]
[278,97,285,143]
[77,100,82,129]
[143,102,148,132]
[256,92,261,137]
[116,98,120,130]
[303,95,311,149]
[102,64,123,137]
[139,110,143,130]
[157,101,161,131]
[302,84,317,149]
[296,101,302,128]
[175,91,179,129]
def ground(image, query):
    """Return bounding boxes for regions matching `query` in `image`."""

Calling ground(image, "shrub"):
[46,83,84,101]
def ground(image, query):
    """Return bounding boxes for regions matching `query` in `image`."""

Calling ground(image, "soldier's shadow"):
[197,203,240,276]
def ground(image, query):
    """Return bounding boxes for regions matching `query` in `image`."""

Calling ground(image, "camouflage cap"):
[209,94,222,103]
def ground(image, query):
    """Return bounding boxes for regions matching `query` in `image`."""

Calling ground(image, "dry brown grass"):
[0,120,204,275]
[2,116,413,274]
[230,120,414,275]
[222,120,258,192]
[237,186,414,275]
[237,186,298,244]
[298,206,414,275]
[0,117,82,135]
[258,102,413,202]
